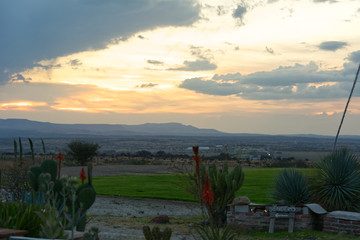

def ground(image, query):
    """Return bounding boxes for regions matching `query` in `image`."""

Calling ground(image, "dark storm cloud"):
[179,50,360,100]
[318,41,348,51]
[168,60,217,71]
[0,0,201,84]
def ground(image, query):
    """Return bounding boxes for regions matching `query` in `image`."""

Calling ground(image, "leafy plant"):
[195,224,236,240]
[36,203,67,239]
[310,148,360,211]
[271,168,310,205]
[0,202,43,237]
[142,226,172,240]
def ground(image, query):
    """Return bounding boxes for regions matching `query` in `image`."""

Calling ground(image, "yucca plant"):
[311,148,360,211]
[271,168,310,205]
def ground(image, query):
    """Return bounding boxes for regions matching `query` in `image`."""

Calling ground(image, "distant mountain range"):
[1,118,359,139]
[0,118,227,137]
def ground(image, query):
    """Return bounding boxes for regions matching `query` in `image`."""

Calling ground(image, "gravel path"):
[62,165,202,240]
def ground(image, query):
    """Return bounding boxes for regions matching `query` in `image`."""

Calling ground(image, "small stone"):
[151,215,170,224]
[232,196,250,205]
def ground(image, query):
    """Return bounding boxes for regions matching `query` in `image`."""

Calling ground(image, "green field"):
[92,168,314,204]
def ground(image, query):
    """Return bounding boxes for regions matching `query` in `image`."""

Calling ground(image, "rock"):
[151,215,170,224]
[232,196,250,205]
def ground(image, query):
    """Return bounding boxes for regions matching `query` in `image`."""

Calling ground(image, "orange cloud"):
[0,101,47,111]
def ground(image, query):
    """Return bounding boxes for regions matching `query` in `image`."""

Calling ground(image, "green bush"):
[271,168,310,205]
[0,202,43,237]
[311,148,360,211]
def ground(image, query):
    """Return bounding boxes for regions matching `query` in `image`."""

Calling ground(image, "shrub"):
[1,161,31,200]
[67,141,100,166]
[271,168,310,205]
[311,148,360,211]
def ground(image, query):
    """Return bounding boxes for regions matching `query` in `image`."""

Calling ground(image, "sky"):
[1,0,360,135]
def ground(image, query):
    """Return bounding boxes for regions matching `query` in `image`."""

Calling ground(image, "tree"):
[67,141,100,166]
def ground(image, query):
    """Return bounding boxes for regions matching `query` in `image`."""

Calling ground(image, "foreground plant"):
[311,148,360,211]
[142,226,172,240]
[195,224,236,240]
[271,168,310,205]
[191,146,245,227]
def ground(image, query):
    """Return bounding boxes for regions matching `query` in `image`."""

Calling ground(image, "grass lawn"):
[92,168,315,204]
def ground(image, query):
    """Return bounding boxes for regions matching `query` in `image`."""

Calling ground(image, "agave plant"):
[195,225,236,240]
[311,148,360,211]
[271,168,310,205]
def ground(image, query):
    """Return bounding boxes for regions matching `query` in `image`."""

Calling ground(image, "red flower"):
[192,146,199,155]
[56,152,64,179]
[202,172,214,205]
[56,152,64,161]
[79,167,87,184]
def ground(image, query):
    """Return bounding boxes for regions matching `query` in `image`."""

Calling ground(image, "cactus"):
[19,137,23,161]
[143,226,172,240]
[13,139,17,161]
[28,166,42,191]
[28,159,96,232]
[200,163,244,227]
[76,163,96,231]
[28,138,35,163]
[40,160,57,182]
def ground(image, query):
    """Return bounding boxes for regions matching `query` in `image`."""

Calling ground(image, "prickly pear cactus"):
[40,160,57,181]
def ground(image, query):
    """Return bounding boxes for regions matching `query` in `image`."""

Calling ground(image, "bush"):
[311,148,360,211]
[67,141,100,166]
[271,168,310,205]
[1,161,31,200]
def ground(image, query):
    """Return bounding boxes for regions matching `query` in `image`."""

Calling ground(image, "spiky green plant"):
[311,148,360,211]
[142,226,172,240]
[19,137,23,162]
[200,163,244,227]
[195,224,236,240]
[271,168,310,205]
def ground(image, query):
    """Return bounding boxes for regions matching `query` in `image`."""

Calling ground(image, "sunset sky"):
[1,0,360,135]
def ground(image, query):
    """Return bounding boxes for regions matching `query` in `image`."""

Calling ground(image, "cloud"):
[265,46,275,55]
[318,41,348,51]
[168,60,217,71]
[179,52,360,100]
[0,0,200,84]
[346,50,360,63]
[10,74,31,83]
[138,83,158,88]
[267,0,279,3]
[232,5,247,26]
[69,59,82,67]
[147,60,164,65]
[313,0,337,3]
